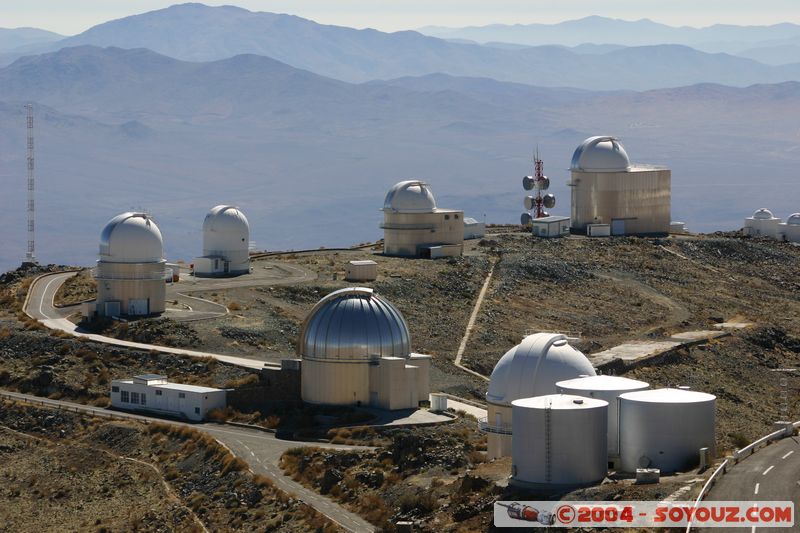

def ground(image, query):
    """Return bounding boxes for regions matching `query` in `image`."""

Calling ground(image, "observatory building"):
[297,287,431,410]
[570,136,671,236]
[381,180,464,258]
[93,212,167,317]
[618,388,716,473]
[557,375,650,467]
[743,208,781,238]
[780,213,800,242]
[193,205,250,277]
[483,333,596,459]
[511,394,608,489]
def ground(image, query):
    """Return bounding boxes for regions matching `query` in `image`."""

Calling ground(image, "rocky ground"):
[53,268,96,306]
[0,400,337,532]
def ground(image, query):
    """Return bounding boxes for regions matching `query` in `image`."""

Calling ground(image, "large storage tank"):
[556,375,650,459]
[511,394,608,489]
[483,333,597,459]
[619,388,716,473]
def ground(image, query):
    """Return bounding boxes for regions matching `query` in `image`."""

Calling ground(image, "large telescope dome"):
[298,287,411,361]
[99,212,164,264]
[571,136,631,172]
[487,333,596,406]
[383,180,437,213]
[203,205,249,254]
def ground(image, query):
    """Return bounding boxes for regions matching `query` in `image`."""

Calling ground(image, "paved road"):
[698,437,800,533]
[24,272,275,370]
[0,390,375,533]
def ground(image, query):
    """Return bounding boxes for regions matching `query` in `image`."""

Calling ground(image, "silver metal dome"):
[298,287,411,361]
[382,180,437,213]
[571,136,631,172]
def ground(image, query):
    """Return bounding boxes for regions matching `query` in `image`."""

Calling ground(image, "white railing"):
[685,422,798,532]
[477,416,513,435]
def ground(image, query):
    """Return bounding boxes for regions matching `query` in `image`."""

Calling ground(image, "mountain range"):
[0,3,799,272]
[3,4,800,90]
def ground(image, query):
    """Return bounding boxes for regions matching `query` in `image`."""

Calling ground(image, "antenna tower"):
[520,146,556,226]
[25,103,37,264]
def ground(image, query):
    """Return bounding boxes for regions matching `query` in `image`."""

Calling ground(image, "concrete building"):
[531,215,571,238]
[556,375,650,466]
[463,217,486,240]
[110,374,226,421]
[345,260,378,281]
[743,208,781,238]
[570,136,671,236]
[297,287,431,410]
[511,395,608,489]
[380,180,464,258]
[93,212,167,317]
[780,213,800,242]
[618,388,716,473]
[483,333,596,459]
[194,205,250,276]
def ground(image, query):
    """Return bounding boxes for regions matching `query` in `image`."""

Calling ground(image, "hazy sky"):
[5,1,800,35]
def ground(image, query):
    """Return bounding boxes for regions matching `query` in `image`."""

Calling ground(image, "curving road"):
[24,271,288,370]
[697,436,800,533]
[0,389,375,533]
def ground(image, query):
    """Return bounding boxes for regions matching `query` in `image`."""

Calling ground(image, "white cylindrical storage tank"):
[202,205,250,275]
[511,394,608,489]
[556,375,650,458]
[619,388,716,473]
[429,393,448,412]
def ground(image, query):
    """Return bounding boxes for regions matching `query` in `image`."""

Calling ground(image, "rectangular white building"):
[345,260,378,281]
[531,216,571,238]
[110,374,227,421]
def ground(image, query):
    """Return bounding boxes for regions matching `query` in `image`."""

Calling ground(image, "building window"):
[120,390,129,403]
[130,392,140,405]
[112,386,119,393]
[444,214,450,220]
[195,407,200,415]
[155,390,162,396]
[141,393,146,405]
[179,392,186,399]
[455,214,459,219]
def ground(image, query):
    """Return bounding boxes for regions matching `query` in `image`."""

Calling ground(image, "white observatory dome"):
[487,333,596,406]
[99,212,164,264]
[203,205,249,253]
[570,136,631,172]
[383,180,437,213]
[786,213,800,225]
[298,287,411,361]
[753,208,776,220]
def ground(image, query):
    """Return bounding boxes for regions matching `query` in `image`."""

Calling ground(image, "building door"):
[128,298,149,315]
[104,301,121,317]
[611,219,626,236]
[224,261,230,274]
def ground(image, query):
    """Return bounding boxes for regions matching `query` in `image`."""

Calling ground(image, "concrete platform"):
[590,329,730,369]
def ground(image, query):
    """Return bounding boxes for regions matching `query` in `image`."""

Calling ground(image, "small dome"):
[487,333,596,406]
[786,213,800,225]
[383,180,437,213]
[99,212,164,263]
[203,205,249,252]
[298,287,411,361]
[571,136,631,172]
[203,205,249,235]
[753,208,775,220]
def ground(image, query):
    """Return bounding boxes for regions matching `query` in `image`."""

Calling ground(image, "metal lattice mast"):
[25,104,36,263]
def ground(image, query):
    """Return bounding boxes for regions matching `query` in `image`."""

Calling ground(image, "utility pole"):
[25,103,36,264]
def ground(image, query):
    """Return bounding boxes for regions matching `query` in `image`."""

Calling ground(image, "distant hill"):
[1,45,800,272]
[0,27,63,52]
[419,16,800,54]
[4,4,798,91]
